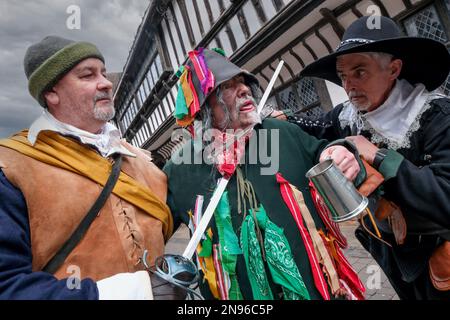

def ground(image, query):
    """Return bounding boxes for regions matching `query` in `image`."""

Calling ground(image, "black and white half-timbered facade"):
[113,0,450,167]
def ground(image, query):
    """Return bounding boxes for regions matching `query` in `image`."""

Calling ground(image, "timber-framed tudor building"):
[113,0,450,168]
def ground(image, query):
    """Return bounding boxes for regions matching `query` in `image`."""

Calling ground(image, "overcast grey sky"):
[0,0,149,138]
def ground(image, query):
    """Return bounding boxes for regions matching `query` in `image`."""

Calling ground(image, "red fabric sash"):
[188,50,206,83]
[319,231,366,300]
[309,181,347,249]
[187,67,200,117]
[276,173,330,300]
[213,244,228,300]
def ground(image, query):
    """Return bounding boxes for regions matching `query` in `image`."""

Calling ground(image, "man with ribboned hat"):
[163,48,368,300]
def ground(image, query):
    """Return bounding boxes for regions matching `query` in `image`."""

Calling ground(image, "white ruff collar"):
[338,79,443,150]
[28,110,135,158]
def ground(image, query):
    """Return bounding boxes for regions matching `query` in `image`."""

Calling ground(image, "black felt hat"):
[300,16,450,91]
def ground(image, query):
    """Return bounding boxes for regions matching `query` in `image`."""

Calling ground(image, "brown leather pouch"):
[429,240,450,291]
[372,198,407,245]
[357,159,384,197]
[375,197,397,220]
[357,160,408,245]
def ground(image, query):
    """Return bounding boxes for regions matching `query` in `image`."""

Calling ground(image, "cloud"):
[0,0,149,138]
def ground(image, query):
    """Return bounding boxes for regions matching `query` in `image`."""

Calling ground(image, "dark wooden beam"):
[351,6,363,18]
[251,0,267,25]
[371,0,390,17]
[192,0,205,37]
[202,0,224,49]
[315,29,333,53]
[272,0,284,12]
[155,26,172,71]
[218,0,227,14]
[281,59,296,79]
[319,7,345,39]
[302,40,317,60]
[218,0,238,51]
[177,0,196,47]
[197,0,247,49]
[168,2,187,56]
[163,16,180,66]
[237,8,251,40]
[258,70,271,84]
[402,0,413,9]
[232,0,327,66]
[204,0,215,26]
[289,49,305,68]
[268,63,285,84]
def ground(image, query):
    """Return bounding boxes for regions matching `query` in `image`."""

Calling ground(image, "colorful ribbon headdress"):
[174,48,226,127]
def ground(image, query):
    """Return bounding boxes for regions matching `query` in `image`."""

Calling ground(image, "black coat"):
[292,98,450,299]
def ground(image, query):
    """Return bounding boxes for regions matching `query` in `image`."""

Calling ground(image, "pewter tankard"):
[306,159,368,222]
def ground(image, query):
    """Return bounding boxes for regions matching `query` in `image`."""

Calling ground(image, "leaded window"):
[295,78,320,109]
[277,78,320,114]
[403,3,450,95]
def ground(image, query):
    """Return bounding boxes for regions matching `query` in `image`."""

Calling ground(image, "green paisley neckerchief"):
[240,205,310,300]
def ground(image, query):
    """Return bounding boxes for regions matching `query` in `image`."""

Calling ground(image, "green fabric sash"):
[175,83,189,120]
[214,191,243,300]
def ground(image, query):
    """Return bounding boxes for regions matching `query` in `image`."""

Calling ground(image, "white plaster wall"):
[325,80,349,107]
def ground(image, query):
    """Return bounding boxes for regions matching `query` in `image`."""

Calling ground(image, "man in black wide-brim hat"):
[287,16,450,300]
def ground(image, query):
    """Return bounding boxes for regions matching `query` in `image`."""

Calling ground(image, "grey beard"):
[352,101,371,112]
[348,92,371,111]
[201,83,263,131]
[214,86,261,130]
[93,103,115,121]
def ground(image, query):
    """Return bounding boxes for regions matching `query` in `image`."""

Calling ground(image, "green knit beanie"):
[24,35,105,107]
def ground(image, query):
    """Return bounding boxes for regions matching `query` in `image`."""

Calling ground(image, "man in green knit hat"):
[0,36,183,299]
[164,48,367,300]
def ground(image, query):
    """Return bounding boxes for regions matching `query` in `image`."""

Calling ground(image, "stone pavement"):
[339,220,399,300]
[165,220,399,300]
